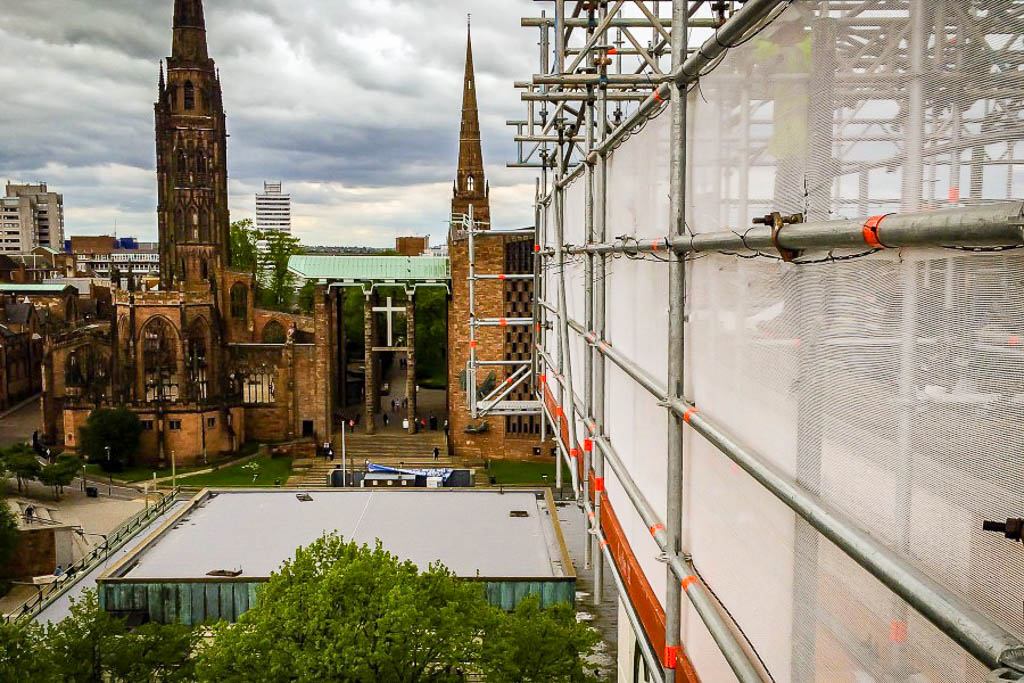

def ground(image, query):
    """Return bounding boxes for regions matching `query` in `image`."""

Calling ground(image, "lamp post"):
[104,445,111,495]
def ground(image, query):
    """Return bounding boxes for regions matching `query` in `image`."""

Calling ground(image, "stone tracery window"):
[230,283,248,320]
[186,318,209,401]
[240,365,274,404]
[142,317,179,402]
[184,81,195,110]
[466,175,475,192]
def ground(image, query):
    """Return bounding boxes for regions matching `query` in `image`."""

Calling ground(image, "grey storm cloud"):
[0,0,538,245]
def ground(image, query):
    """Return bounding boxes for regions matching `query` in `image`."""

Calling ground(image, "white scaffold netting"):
[541,1,1024,681]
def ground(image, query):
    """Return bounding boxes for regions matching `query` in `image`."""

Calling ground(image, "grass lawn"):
[486,459,572,486]
[180,455,295,487]
[86,462,206,483]
[85,442,261,483]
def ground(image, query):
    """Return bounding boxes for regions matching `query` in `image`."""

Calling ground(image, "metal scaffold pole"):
[663,2,687,680]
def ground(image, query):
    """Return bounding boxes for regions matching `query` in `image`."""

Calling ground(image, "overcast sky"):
[0,0,537,247]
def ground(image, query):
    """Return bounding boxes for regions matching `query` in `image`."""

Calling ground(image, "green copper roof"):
[0,283,75,293]
[288,255,450,282]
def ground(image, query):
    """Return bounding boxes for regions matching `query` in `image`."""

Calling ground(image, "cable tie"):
[862,214,893,249]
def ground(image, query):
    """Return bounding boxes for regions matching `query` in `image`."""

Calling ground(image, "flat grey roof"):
[111,489,570,581]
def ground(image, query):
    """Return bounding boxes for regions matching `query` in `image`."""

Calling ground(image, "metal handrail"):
[3,488,180,625]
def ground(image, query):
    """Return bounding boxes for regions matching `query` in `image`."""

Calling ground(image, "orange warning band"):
[594,477,605,492]
[653,89,665,103]
[607,48,617,55]
[862,214,891,249]
[588,510,595,520]
[499,318,508,326]
[556,406,564,417]
[583,438,593,452]
[469,341,477,348]
[683,407,697,423]
[600,539,609,548]
[498,274,506,280]
[680,575,699,591]
[539,374,547,383]
[534,244,541,252]
[570,448,579,458]
[664,645,678,668]
[649,523,664,536]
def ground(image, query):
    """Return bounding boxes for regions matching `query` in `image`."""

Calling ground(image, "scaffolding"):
[510,1,1024,681]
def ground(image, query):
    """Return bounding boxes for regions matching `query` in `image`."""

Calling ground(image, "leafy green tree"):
[297,280,317,315]
[259,230,303,311]
[0,496,19,596]
[44,591,126,681]
[481,594,600,683]
[3,444,41,493]
[78,408,144,473]
[0,620,54,681]
[38,455,83,500]
[195,533,493,682]
[415,288,448,389]
[229,218,260,275]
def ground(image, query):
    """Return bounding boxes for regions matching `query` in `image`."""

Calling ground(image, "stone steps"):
[287,432,462,487]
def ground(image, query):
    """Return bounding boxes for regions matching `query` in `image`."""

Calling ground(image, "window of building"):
[262,320,286,344]
[169,419,182,431]
[141,420,154,431]
[230,283,247,321]
[207,417,216,428]
[186,318,209,401]
[184,81,195,110]
[241,367,275,404]
[142,317,180,402]
[466,175,475,192]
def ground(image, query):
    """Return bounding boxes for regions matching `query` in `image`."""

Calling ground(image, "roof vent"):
[296,493,313,502]
[509,510,529,518]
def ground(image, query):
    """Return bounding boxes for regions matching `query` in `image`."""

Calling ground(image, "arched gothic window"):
[262,320,286,344]
[65,351,84,388]
[184,81,195,110]
[198,209,210,242]
[466,175,475,192]
[230,283,248,321]
[190,208,199,240]
[241,365,275,404]
[186,318,209,401]
[196,149,207,176]
[176,148,187,179]
[142,317,179,402]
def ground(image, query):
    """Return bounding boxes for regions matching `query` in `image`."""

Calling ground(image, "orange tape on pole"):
[534,243,541,252]
[469,340,477,349]
[680,575,698,591]
[862,214,891,249]
[583,438,593,452]
[664,645,678,668]
[594,477,605,492]
[683,407,698,424]
[649,523,664,536]
[498,274,506,280]
[499,318,508,326]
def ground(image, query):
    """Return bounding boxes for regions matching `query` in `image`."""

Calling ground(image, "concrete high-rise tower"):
[154,0,230,290]
[255,182,291,234]
[451,20,490,227]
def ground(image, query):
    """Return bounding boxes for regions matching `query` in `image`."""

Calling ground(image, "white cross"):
[372,296,404,347]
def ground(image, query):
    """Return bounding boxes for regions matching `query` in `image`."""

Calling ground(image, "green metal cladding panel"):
[101,578,574,624]
[287,255,450,282]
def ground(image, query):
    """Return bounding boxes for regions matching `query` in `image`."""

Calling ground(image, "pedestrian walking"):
[55,565,63,577]
[329,446,335,461]
[433,446,439,461]
[348,418,355,434]
[24,505,34,523]
[383,413,389,427]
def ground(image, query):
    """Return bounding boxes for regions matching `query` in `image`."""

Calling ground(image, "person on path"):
[433,446,440,461]
[348,418,355,434]
[24,505,34,523]
[383,413,389,427]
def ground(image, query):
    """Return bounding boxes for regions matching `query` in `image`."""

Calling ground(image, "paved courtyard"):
[0,396,42,448]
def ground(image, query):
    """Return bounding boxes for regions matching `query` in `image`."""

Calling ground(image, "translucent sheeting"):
[542,2,1024,681]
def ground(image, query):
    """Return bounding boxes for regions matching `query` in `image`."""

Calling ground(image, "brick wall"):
[2,527,57,578]
[447,234,551,461]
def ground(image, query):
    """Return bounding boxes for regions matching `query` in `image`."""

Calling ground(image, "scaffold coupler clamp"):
[753,211,804,262]
[982,517,1024,545]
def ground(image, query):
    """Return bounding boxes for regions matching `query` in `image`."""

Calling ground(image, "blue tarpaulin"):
[366,463,454,483]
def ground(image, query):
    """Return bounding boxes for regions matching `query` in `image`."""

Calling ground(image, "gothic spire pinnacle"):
[171,0,209,62]
[452,20,489,224]
[158,60,165,91]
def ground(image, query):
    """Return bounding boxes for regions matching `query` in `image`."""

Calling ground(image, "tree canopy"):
[258,230,302,311]
[78,408,143,472]
[0,535,600,682]
[228,218,259,275]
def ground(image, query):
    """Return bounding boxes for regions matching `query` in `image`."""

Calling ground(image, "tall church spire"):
[452,17,490,226]
[172,0,209,62]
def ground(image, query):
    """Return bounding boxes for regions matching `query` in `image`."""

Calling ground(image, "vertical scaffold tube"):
[664,2,688,680]
[582,14,597,571]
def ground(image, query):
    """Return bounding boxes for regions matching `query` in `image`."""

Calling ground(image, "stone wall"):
[2,527,73,579]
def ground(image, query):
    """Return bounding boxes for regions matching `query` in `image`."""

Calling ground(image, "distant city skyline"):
[0,1,536,247]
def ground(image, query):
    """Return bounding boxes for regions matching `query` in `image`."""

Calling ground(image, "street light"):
[104,446,111,495]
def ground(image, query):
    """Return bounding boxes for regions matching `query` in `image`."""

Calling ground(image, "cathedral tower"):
[155,0,230,290]
[451,21,490,226]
